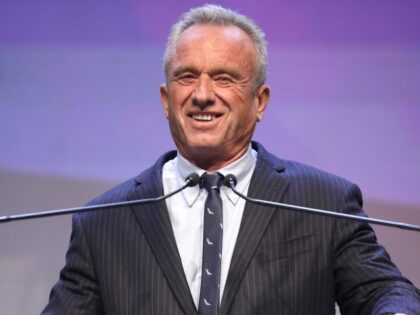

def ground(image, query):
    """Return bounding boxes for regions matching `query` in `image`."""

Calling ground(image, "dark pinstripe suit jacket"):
[42,142,420,315]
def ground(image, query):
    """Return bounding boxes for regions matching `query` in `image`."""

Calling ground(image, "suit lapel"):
[129,153,197,315]
[220,144,290,314]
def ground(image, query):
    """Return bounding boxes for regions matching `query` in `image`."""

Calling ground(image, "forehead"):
[169,24,257,73]
[178,23,253,46]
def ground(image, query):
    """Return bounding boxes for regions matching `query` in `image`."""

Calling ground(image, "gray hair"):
[163,4,268,90]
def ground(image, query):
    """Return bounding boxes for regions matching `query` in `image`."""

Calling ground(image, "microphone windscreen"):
[224,174,237,187]
[185,173,200,187]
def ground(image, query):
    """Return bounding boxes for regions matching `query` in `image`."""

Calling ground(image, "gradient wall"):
[1,1,419,314]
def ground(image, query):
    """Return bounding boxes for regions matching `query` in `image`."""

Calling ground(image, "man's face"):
[160,24,270,170]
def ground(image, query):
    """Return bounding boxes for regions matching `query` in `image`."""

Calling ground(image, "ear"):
[255,84,270,122]
[160,84,169,119]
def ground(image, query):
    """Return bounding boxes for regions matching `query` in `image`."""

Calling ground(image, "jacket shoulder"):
[255,141,354,191]
[75,150,177,223]
[283,159,353,189]
[86,176,139,206]
[84,150,178,207]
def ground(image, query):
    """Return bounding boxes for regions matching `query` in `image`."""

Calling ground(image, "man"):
[42,5,420,315]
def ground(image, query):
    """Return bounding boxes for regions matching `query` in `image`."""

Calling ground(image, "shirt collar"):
[175,145,257,206]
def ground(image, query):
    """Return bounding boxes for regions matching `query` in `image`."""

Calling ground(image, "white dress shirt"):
[162,146,257,308]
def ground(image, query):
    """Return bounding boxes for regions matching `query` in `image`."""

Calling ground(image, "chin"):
[182,139,224,157]
[191,142,223,152]
[185,133,220,146]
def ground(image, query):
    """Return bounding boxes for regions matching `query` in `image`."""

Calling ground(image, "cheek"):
[166,94,185,121]
[170,84,194,105]
[220,84,254,108]
[167,94,190,130]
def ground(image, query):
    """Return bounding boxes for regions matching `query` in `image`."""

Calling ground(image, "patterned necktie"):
[198,172,224,315]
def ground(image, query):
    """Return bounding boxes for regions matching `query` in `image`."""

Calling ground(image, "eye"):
[214,75,234,87]
[175,73,197,85]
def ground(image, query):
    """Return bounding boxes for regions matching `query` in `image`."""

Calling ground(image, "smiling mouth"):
[188,112,223,122]
[192,114,216,121]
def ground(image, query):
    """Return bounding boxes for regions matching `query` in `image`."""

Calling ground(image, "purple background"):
[0,1,419,314]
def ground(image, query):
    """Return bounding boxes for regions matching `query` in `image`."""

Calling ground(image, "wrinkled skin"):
[160,24,270,171]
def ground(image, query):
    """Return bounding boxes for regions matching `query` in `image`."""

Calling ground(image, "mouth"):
[189,113,223,122]
[192,114,216,121]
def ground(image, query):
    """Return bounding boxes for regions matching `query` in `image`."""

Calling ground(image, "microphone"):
[223,174,420,233]
[0,173,200,224]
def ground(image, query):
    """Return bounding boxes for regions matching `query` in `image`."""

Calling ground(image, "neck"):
[180,144,250,172]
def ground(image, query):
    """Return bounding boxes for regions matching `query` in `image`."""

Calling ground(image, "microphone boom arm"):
[225,176,420,233]
[0,173,200,224]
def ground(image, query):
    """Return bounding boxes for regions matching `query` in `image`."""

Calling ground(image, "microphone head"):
[185,173,200,187]
[223,174,237,187]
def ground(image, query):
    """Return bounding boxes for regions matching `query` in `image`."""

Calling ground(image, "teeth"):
[192,114,215,121]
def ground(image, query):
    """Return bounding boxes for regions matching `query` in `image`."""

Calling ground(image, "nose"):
[192,75,215,109]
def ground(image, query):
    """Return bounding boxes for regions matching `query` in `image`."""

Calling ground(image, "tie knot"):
[201,172,224,192]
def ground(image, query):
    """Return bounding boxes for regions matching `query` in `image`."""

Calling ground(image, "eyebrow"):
[172,66,199,78]
[172,65,243,80]
[208,68,243,80]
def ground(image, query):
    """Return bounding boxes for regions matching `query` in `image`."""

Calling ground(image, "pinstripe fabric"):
[42,142,420,315]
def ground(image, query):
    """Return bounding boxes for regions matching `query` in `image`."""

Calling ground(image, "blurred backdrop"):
[0,1,419,314]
